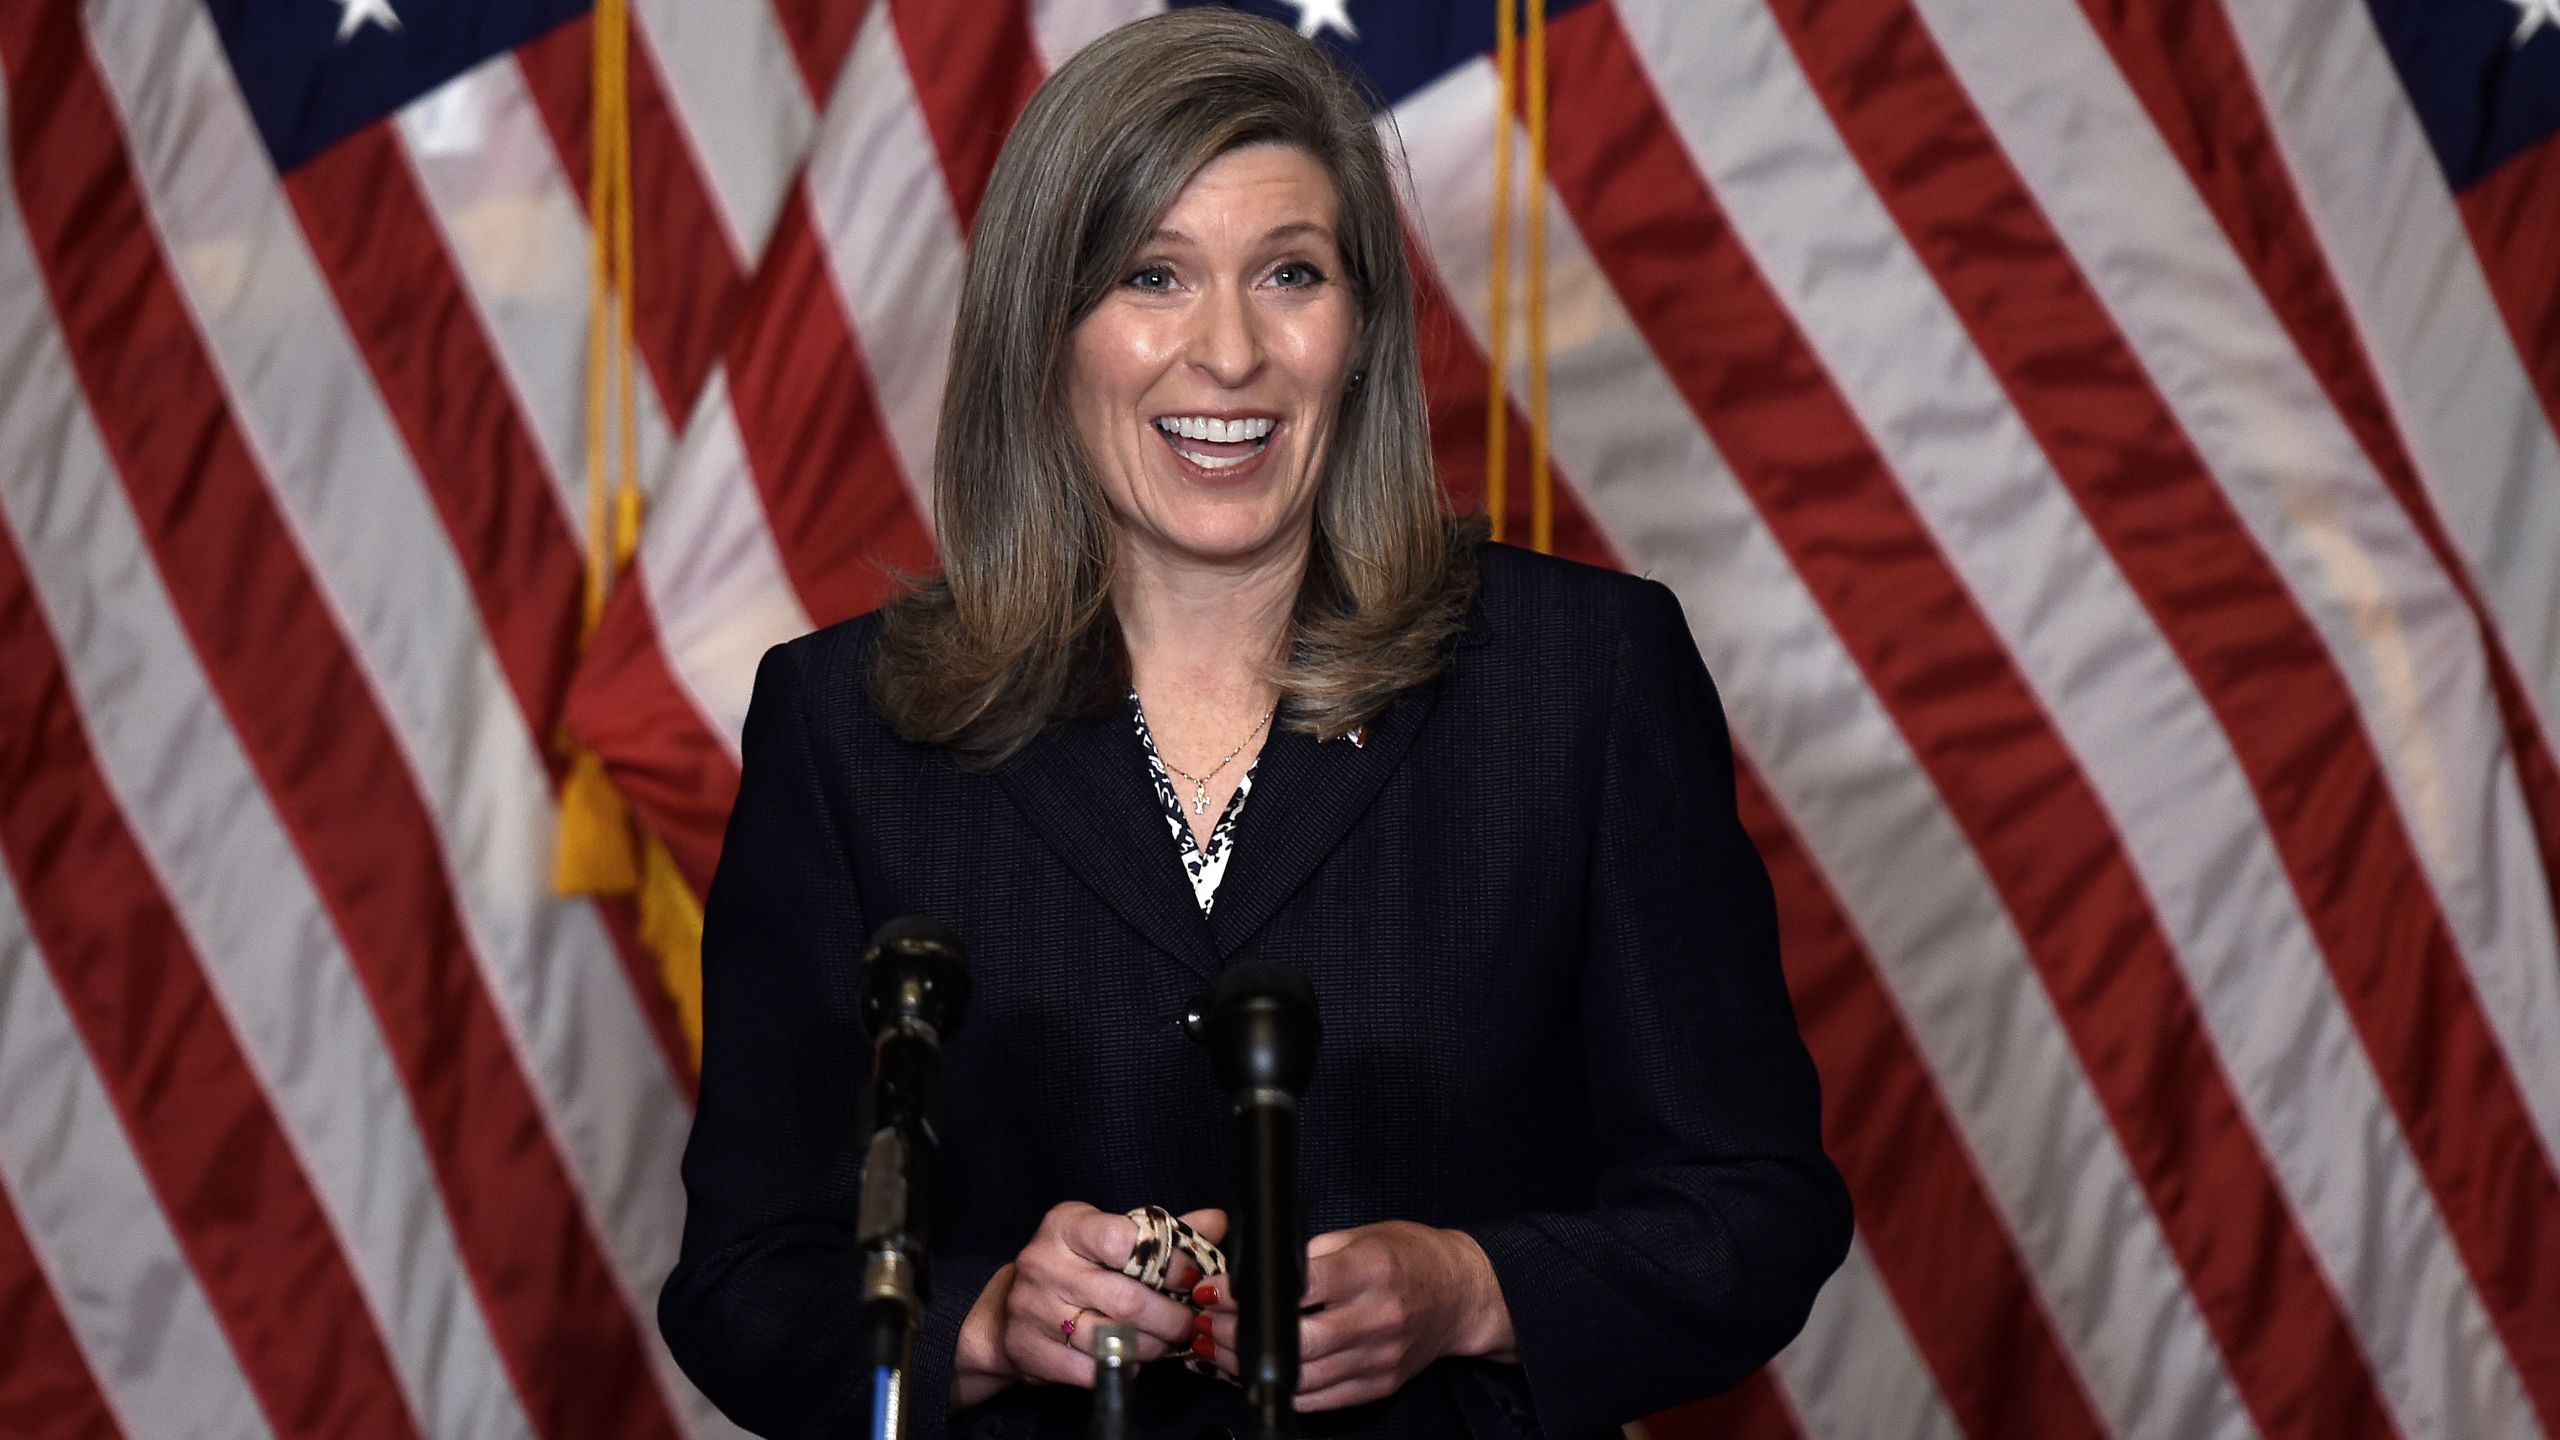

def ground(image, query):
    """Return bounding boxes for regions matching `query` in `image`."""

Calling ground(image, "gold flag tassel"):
[1486,0,1553,554]
[639,834,705,1045]
[555,0,640,899]
[552,0,708,1062]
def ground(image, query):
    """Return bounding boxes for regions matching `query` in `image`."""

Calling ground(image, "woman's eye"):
[1270,261,1327,288]
[1125,264,1176,291]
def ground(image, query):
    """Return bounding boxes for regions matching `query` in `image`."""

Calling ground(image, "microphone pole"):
[1087,1322,1137,1440]
[854,917,971,1440]
[1202,961,1321,1440]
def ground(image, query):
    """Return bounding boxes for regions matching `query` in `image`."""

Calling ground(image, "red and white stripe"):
[2217,1,2560,741]
[0,864,270,1440]
[0,203,520,1435]
[6,0,2558,1436]
[0,0,797,1428]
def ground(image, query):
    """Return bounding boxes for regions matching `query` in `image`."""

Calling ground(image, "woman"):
[657,9,1850,1438]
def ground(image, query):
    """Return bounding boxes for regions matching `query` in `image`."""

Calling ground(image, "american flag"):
[3,0,2557,1435]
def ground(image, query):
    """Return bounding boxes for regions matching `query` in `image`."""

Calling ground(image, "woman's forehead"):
[1149,145,1342,246]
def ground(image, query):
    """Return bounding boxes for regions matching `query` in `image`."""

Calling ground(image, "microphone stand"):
[1234,1092,1299,1440]
[856,1127,922,1440]
[1088,1322,1137,1440]
[853,918,971,1440]
[1198,962,1321,1440]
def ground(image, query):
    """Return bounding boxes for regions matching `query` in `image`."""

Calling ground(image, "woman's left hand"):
[1194,1220,1517,1411]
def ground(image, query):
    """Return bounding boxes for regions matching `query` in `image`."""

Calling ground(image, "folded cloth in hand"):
[1119,1205,1231,1382]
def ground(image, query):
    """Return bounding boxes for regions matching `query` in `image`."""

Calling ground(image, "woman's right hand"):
[953,1202,1227,1408]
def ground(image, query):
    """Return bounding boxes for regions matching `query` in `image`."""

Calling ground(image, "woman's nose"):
[1184,285,1264,387]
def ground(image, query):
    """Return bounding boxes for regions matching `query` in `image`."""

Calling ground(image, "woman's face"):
[1067,143,1360,577]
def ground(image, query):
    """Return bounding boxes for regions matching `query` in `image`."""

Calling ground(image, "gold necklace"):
[1161,708,1273,816]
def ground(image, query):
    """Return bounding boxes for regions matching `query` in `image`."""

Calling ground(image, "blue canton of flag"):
[203,0,589,171]
[1179,0,1601,108]
[2365,0,2560,187]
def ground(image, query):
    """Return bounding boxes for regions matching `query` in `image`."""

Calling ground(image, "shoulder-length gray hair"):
[870,5,1481,769]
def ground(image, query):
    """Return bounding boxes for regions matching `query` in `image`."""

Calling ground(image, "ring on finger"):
[1060,1308,1088,1343]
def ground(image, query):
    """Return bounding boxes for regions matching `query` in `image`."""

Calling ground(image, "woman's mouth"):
[1153,415,1276,474]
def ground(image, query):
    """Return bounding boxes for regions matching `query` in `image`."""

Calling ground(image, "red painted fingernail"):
[1192,1281,1218,1306]
[1191,1333,1215,1360]
[1193,1310,1213,1335]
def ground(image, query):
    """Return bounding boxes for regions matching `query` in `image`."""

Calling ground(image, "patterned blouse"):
[1131,696,1259,914]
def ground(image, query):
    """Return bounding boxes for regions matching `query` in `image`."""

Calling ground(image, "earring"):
[1346,370,1365,394]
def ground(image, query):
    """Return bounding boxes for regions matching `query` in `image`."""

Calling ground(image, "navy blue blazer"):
[659,543,1851,1439]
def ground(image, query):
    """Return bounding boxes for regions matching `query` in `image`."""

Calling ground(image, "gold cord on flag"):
[552,0,708,1065]
[585,0,639,640]
[1525,0,1550,555]
[1487,0,1515,544]
[1486,0,1553,553]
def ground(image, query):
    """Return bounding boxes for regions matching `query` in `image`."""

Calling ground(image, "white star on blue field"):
[2512,0,2560,47]
[334,0,401,43]
[1287,0,1360,42]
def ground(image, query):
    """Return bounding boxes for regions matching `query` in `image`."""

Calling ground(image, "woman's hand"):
[1193,1221,1517,1411]
[953,1203,1229,1409]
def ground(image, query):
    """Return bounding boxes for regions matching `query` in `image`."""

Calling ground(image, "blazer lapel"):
[1206,682,1439,958]
[995,707,1221,980]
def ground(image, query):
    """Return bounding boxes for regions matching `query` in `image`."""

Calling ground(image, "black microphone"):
[1202,961,1320,1439]
[854,916,970,1440]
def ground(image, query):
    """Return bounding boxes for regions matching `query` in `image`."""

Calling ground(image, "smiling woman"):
[1069,144,1359,585]
[656,9,1849,1440]
[866,7,1472,773]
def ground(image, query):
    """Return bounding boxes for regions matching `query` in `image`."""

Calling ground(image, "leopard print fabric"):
[1130,696,1258,914]
[1120,1205,1232,1381]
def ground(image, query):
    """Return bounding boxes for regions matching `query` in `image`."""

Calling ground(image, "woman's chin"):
[1136,513,1309,569]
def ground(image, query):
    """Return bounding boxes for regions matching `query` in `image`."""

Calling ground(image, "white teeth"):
[1154,415,1275,443]
[1152,415,1275,470]
[1179,449,1253,471]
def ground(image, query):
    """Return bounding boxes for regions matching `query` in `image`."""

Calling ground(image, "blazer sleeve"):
[657,640,1005,1439]
[1460,579,1853,1438]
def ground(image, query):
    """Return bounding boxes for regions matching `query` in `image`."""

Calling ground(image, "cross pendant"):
[1191,782,1209,815]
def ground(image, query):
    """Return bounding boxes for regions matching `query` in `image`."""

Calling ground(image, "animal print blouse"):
[1131,696,1258,914]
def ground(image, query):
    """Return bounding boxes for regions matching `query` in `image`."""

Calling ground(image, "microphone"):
[854,916,970,1440]
[1202,961,1320,1439]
